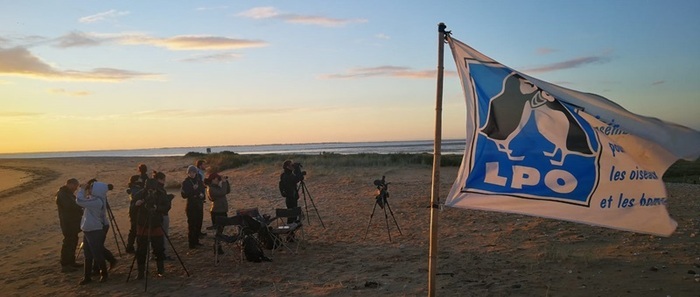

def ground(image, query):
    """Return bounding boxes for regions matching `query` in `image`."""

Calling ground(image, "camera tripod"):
[126,196,190,292]
[364,176,402,242]
[297,180,326,228]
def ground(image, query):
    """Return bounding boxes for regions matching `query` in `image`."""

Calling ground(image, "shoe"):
[99,274,108,283]
[125,246,135,254]
[61,265,78,273]
[136,273,144,280]
[189,244,197,249]
[78,278,92,285]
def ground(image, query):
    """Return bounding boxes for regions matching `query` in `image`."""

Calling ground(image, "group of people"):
[55,158,303,285]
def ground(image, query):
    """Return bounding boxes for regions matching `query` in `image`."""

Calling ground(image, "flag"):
[444,36,700,236]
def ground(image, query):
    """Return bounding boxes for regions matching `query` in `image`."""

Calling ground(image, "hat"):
[205,172,221,185]
[187,165,198,174]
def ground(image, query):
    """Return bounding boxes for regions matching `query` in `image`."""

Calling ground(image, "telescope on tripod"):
[364,176,402,242]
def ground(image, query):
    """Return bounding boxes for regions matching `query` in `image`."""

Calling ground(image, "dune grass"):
[189,151,699,184]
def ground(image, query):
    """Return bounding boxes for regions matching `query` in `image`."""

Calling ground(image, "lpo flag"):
[444,37,700,236]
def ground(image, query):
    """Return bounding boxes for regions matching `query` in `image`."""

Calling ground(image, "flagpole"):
[428,22,447,297]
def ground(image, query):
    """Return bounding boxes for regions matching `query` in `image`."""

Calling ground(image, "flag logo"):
[466,67,600,205]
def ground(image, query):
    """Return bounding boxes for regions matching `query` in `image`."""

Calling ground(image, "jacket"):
[279,169,301,199]
[56,185,83,233]
[181,176,206,208]
[134,186,172,228]
[76,182,109,232]
[207,180,230,213]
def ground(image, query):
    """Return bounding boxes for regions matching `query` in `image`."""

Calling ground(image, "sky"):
[1,1,699,154]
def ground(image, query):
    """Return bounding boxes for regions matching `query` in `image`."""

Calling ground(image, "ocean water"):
[0,139,466,159]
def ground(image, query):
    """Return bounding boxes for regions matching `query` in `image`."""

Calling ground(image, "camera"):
[292,162,307,177]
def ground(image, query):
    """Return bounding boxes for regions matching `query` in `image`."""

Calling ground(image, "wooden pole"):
[428,22,446,297]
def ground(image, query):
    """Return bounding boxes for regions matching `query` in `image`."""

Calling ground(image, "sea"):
[0,139,466,159]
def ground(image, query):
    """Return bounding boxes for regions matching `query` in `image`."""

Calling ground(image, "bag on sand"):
[257,225,279,250]
[243,235,271,263]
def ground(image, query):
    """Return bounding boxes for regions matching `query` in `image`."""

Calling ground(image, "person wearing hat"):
[205,172,230,254]
[181,165,206,249]
[205,172,230,227]
[279,160,303,224]
[133,176,172,279]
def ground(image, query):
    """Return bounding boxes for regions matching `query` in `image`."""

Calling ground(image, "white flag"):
[444,37,700,236]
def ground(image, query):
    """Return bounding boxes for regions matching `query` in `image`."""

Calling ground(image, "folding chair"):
[236,208,267,224]
[270,207,305,255]
[212,215,245,266]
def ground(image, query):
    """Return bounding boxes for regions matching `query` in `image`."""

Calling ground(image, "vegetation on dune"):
[663,159,700,184]
[186,151,699,184]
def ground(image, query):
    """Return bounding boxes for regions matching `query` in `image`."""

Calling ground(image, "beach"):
[0,156,697,297]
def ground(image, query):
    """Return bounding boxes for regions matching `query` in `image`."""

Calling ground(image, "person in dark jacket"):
[56,178,83,272]
[125,175,143,254]
[181,165,205,249]
[133,173,172,279]
[279,160,303,223]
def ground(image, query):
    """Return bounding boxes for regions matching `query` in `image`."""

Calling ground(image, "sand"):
[0,156,697,297]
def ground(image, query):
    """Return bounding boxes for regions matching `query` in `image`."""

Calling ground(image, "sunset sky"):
[1,1,698,154]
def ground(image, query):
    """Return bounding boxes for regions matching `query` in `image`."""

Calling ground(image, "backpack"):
[257,225,279,250]
[243,235,271,262]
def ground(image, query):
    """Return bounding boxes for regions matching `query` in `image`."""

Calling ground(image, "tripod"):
[364,176,402,242]
[106,202,128,256]
[297,180,325,228]
[126,195,190,292]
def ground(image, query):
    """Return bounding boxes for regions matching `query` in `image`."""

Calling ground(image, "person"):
[125,175,143,254]
[195,159,207,182]
[205,172,230,254]
[195,159,208,237]
[279,160,303,223]
[181,165,205,249]
[133,175,172,279]
[137,163,149,186]
[75,180,111,285]
[153,171,174,260]
[56,178,83,273]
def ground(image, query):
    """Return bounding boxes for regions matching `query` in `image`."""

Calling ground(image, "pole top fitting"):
[438,23,447,33]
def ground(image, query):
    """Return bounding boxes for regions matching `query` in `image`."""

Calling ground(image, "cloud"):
[536,47,557,55]
[118,34,268,50]
[0,46,160,82]
[237,6,367,27]
[54,31,104,48]
[522,55,610,74]
[320,66,456,79]
[375,33,390,40]
[0,111,43,118]
[196,6,229,11]
[651,80,665,86]
[132,107,306,118]
[49,31,267,51]
[79,10,130,23]
[48,88,92,96]
[180,52,242,63]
